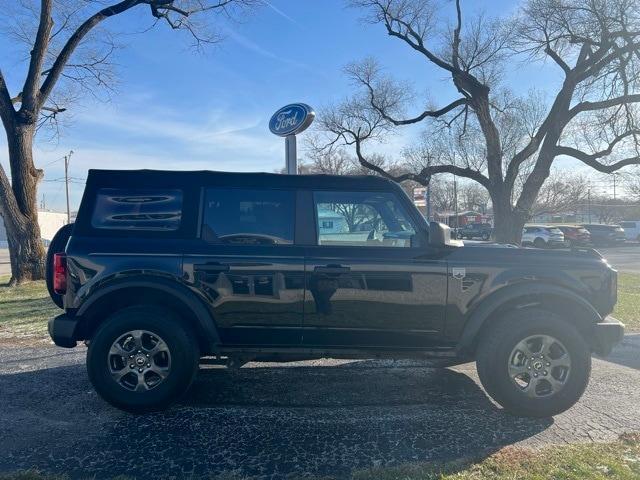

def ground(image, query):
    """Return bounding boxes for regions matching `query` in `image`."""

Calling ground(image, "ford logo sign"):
[269,103,315,137]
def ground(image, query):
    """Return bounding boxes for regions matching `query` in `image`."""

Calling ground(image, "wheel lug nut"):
[527,366,531,369]
[546,362,551,366]
[543,371,548,376]
[147,363,151,367]
[534,373,538,377]
[130,364,134,369]
[138,368,143,373]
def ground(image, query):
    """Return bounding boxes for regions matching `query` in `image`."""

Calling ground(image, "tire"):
[87,305,199,413]
[533,238,546,249]
[481,233,490,241]
[45,223,74,308]
[476,309,591,417]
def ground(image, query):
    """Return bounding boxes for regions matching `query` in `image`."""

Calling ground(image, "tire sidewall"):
[478,310,591,417]
[87,306,199,412]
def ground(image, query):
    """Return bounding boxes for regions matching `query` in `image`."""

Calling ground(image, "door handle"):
[195,263,230,273]
[314,264,351,275]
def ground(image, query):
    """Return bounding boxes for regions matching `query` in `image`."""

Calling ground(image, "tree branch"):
[21,0,54,117]
[544,46,571,74]
[352,132,491,189]
[569,93,640,117]
[0,70,16,131]
[555,146,640,173]
[451,0,462,70]
[39,0,142,106]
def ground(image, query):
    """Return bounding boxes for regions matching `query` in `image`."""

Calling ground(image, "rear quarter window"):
[92,188,183,231]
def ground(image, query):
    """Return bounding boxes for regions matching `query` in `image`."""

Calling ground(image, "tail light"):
[53,253,67,294]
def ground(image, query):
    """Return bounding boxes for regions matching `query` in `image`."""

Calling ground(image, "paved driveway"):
[0,249,9,276]
[1,336,639,480]
[598,244,640,273]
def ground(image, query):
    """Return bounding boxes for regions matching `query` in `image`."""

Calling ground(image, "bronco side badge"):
[452,267,466,280]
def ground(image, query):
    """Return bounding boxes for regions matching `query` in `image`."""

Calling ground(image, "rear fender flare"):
[77,276,220,352]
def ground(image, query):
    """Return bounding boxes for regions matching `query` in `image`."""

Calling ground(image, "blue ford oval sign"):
[269,103,315,137]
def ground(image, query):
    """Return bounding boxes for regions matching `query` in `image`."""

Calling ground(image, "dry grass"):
[614,273,640,331]
[0,276,60,344]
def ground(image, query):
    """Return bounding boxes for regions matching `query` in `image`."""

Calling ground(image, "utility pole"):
[64,150,73,224]
[587,187,592,223]
[453,174,459,229]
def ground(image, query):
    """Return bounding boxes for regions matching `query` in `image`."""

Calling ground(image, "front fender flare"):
[456,282,603,356]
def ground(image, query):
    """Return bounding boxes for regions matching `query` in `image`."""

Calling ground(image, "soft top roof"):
[86,169,398,190]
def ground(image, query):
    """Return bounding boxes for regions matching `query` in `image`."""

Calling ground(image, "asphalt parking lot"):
[597,244,640,273]
[0,337,639,480]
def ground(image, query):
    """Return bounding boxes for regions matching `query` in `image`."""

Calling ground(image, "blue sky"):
[0,0,602,211]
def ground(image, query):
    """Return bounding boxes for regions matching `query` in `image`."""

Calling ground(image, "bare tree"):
[622,168,640,200]
[316,0,640,243]
[531,170,590,218]
[0,0,258,285]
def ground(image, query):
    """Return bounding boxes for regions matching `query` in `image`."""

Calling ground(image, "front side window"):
[92,188,182,231]
[314,191,417,247]
[202,188,295,245]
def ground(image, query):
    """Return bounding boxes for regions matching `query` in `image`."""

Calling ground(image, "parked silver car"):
[522,225,566,248]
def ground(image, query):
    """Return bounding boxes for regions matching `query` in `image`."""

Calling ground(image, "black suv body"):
[457,223,492,240]
[49,170,623,416]
[582,224,626,246]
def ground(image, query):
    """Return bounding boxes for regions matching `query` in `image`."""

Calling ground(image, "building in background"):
[434,210,492,227]
[0,210,68,248]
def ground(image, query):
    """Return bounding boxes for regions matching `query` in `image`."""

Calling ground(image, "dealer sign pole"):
[269,103,315,174]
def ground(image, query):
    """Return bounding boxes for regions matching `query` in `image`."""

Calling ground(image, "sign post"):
[269,103,315,174]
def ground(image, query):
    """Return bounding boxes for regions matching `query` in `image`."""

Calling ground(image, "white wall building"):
[0,210,68,247]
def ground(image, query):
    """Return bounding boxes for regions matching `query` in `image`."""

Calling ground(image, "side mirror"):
[429,222,463,248]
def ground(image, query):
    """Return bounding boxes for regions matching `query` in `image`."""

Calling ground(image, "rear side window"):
[620,222,636,229]
[202,188,295,245]
[92,188,182,231]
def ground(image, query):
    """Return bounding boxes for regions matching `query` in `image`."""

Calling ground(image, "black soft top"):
[86,169,398,190]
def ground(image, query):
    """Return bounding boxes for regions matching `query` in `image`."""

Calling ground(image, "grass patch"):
[1,436,639,479]
[0,275,59,342]
[614,273,640,331]
[351,435,640,480]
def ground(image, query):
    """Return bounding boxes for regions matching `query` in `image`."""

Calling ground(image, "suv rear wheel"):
[87,305,199,412]
[476,308,591,417]
[533,237,546,249]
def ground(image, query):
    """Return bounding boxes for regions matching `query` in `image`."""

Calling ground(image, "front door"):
[303,190,448,349]
[183,187,305,346]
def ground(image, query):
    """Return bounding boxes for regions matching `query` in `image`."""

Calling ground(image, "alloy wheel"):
[107,330,172,392]
[507,334,571,398]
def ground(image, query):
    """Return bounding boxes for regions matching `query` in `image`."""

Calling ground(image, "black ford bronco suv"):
[48,169,624,416]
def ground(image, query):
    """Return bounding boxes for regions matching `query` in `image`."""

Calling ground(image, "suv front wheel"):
[87,305,199,413]
[476,308,591,417]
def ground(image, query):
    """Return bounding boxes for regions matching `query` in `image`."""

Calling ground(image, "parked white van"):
[620,221,640,241]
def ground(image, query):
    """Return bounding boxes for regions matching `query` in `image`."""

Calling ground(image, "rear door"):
[182,187,305,346]
[302,189,448,349]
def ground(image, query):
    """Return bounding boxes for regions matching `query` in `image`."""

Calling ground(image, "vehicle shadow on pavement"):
[0,360,553,480]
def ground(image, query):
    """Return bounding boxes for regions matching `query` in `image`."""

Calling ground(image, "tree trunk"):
[492,196,526,244]
[2,124,45,285]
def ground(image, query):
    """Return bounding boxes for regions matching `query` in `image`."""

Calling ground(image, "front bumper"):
[593,316,625,356]
[48,313,79,348]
